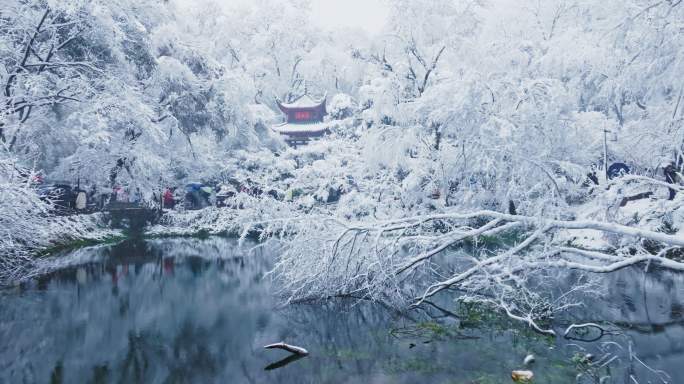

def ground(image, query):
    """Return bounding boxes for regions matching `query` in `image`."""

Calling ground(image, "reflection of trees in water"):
[277,301,402,379]
[557,267,684,382]
[1,237,274,383]
[274,269,684,383]
[3,238,683,383]
[1,238,550,383]
[269,300,580,383]
[572,267,684,347]
[31,237,271,284]
[609,268,684,323]
[61,324,226,383]
[120,331,155,383]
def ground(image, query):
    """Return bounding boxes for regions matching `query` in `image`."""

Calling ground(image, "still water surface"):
[1,238,683,383]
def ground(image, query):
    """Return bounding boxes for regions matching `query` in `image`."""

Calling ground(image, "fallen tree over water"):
[265,204,684,336]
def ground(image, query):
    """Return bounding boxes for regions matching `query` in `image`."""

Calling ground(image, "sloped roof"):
[278,94,325,109]
[272,121,330,136]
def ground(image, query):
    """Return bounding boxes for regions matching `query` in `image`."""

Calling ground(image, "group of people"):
[112,186,142,205]
[111,186,183,209]
[104,185,184,210]
[73,181,270,212]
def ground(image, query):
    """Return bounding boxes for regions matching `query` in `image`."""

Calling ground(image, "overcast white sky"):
[190,0,389,35]
[310,0,389,35]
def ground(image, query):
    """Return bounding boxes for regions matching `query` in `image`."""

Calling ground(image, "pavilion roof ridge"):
[277,92,326,109]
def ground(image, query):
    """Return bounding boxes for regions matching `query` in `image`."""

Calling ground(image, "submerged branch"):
[263,342,309,356]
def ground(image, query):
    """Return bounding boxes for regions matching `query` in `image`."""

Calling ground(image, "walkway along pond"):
[1,237,682,383]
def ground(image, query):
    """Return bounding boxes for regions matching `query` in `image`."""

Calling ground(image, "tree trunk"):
[664,164,677,200]
[433,123,442,150]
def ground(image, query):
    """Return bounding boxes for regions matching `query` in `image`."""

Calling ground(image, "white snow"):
[3,0,684,352]
[271,121,330,135]
[279,94,325,109]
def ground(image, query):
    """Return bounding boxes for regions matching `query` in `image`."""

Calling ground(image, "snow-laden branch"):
[23,61,103,73]
[330,209,684,247]
[0,159,120,284]
[264,206,684,334]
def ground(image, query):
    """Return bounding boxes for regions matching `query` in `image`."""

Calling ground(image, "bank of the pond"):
[1,206,262,286]
[0,212,124,286]
[35,234,127,258]
[145,205,292,239]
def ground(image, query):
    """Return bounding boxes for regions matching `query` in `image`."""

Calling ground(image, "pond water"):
[1,237,683,383]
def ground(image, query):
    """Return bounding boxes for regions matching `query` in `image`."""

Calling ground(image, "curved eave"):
[271,122,330,138]
[277,104,325,114]
[276,93,327,113]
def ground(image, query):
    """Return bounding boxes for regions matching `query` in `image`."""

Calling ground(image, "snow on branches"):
[0,152,119,284]
[266,207,684,334]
